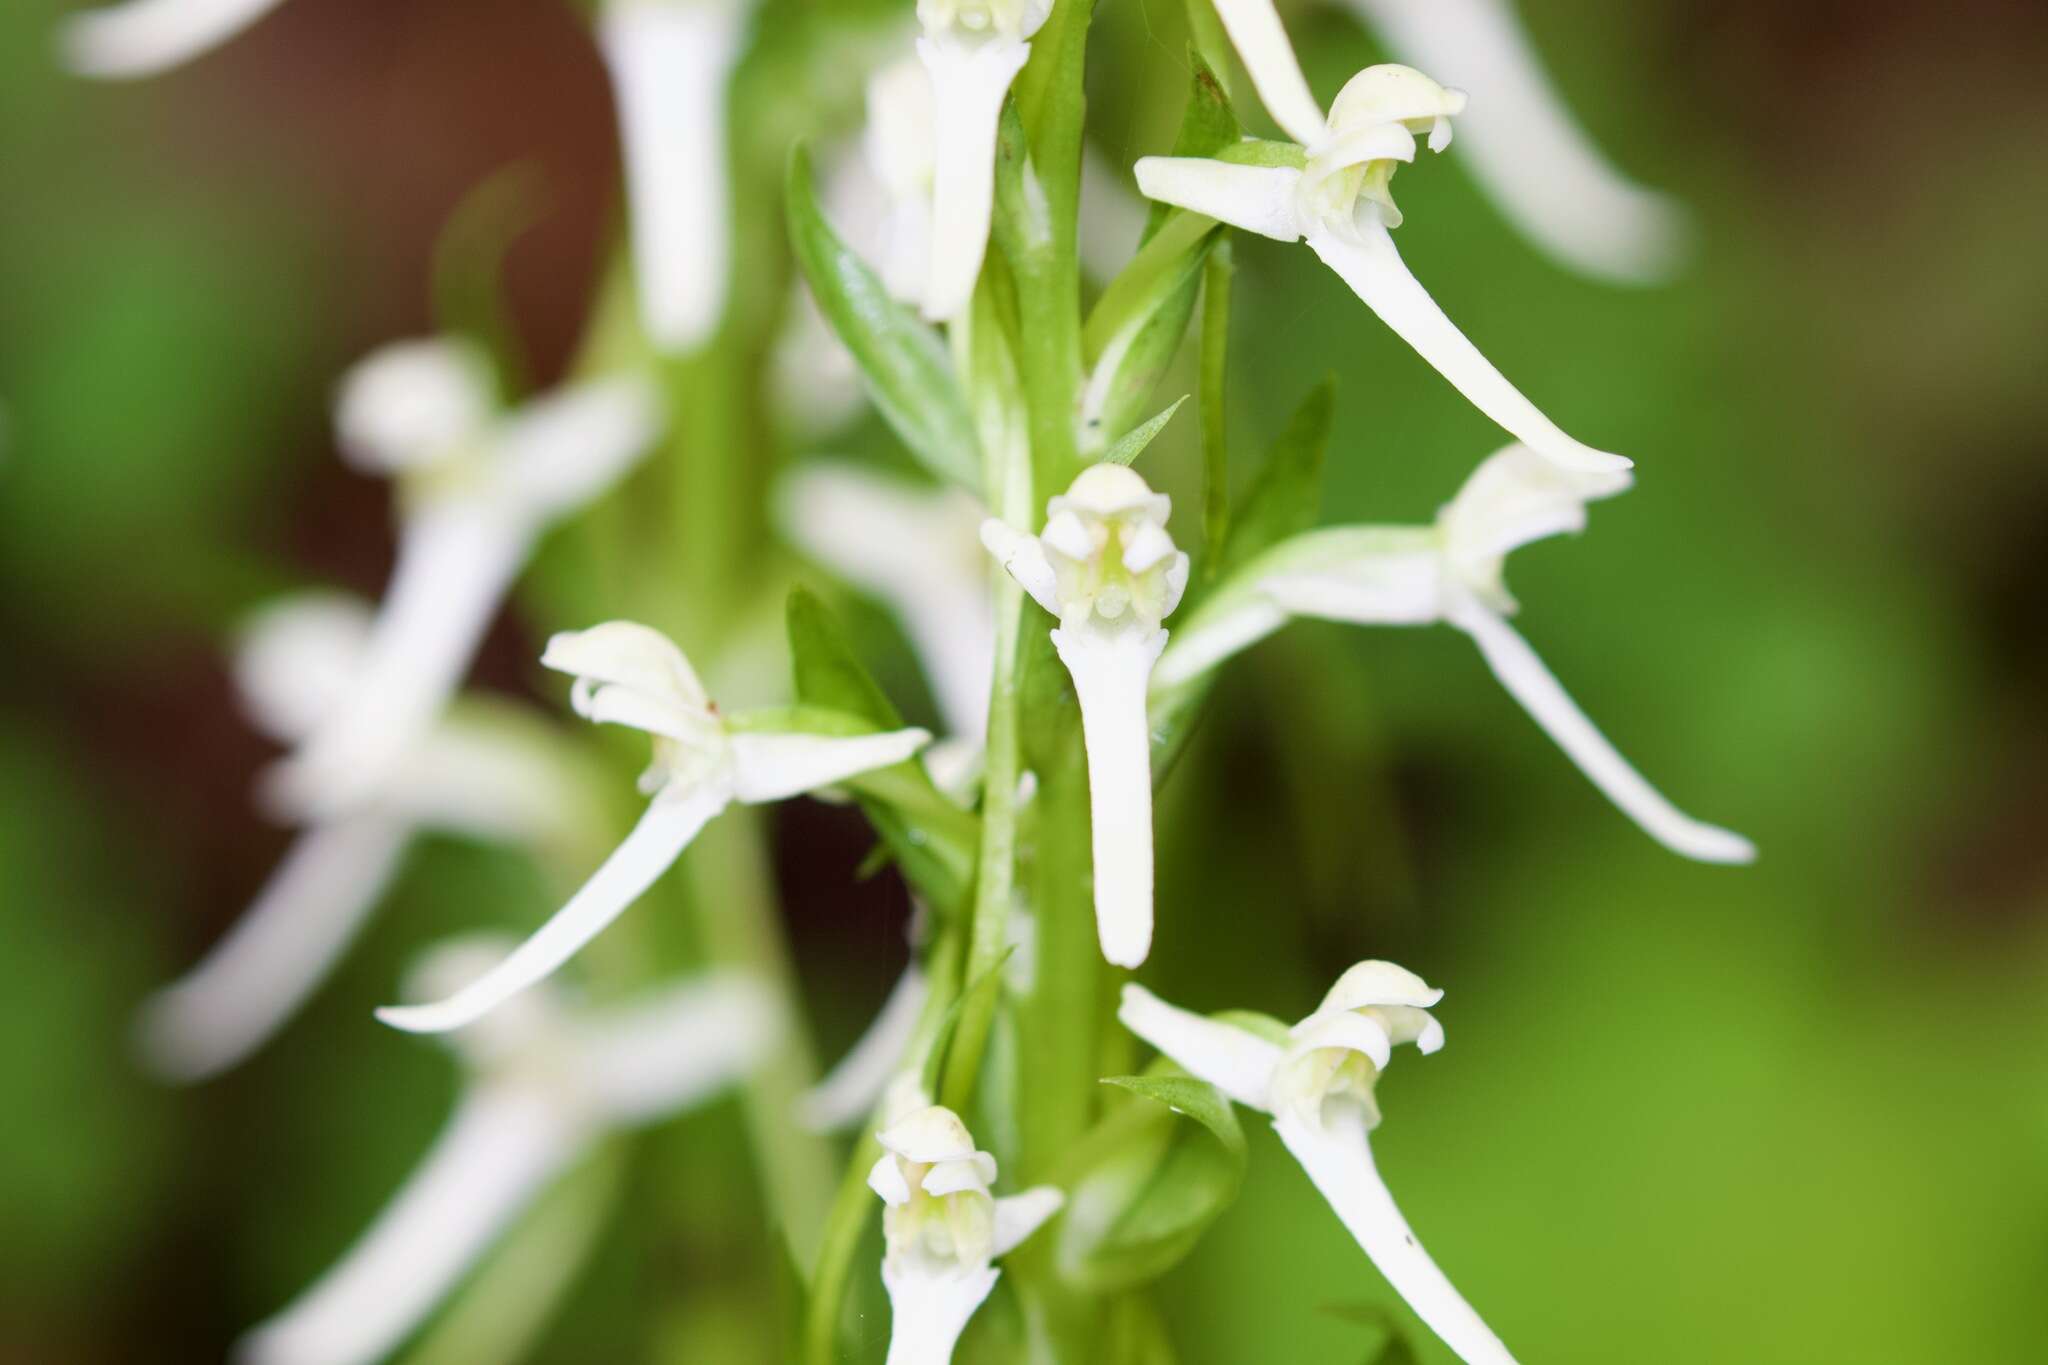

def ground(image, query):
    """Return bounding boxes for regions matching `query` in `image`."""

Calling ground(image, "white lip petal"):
[980,520,1060,618]
[1274,1105,1517,1365]
[234,1085,583,1365]
[728,726,933,804]
[1304,222,1631,476]
[576,973,779,1125]
[136,816,411,1083]
[800,963,931,1133]
[600,0,746,353]
[1344,0,1687,283]
[1451,603,1756,864]
[916,35,1033,322]
[880,1260,1001,1365]
[1052,626,1167,969]
[1116,983,1282,1111]
[990,1186,1064,1257]
[492,374,663,516]
[1132,157,1305,243]
[268,504,531,820]
[1208,0,1330,146]
[58,0,283,79]
[376,788,728,1035]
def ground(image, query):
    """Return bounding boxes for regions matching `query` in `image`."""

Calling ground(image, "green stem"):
[1200,237,1234,571]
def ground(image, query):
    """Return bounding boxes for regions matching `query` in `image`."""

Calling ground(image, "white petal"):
[1287,1009,1394,1073]
[1208,0,1330,146]
[1116,983,1281,1111]
[234,1085,583,1365]
[881,1260,1001,1365]
[375,788,728,1035]
[1274,1106,1517,1365]
[990,1186,1064,1256]
[1132,157,1305,243]
[58,0,283,79]
[331,338,495,478]
[1150,592,1290,693]
[575,973,779,1125]
[1304,222,1631,476]
[136,817,411,1082]
[600,0,746,352]
[542,620,711,713]
[392,720,581,845]
[491,374,662,516]
[233,593,374,746]
[979,519,1060,617]
[917,36,1033,322]
[1437,443,1630,586]
[267,504,531,819]
[1451,603,1756,864]
[1345,0,1686,282]
[729,726,933,804]
[801,964,931,1132]
[868,1152,913,1206]
[1052,626,1166,968]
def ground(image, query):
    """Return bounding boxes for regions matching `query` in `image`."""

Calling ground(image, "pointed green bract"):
[784,145,982,492]
[1219,376,1335,575]
[1142,48,1243,244]
[1103,395,1188,467]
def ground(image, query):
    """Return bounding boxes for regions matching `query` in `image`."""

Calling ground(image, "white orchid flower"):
[1338,0,1685,282]
[377,622,931,1034]
[57,0,284,79]
[237,937,775,1365]
[1135,34,1628,477]
[867,52,942,309]
[868,1102,1063,1365]
[982,464,1189,968]
[599,0,752,353]
[779,463,994,741]
[915,0,1051,321]
[1119,962,1514,1365]
[137,593,591,1083]
[1156,444,1753,863]
[266,339,660,821]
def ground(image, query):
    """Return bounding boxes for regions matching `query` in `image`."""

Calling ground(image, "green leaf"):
[1101,1295,1180,1365]
[1199,237,1234,568]
[1054,1064,1247,1294]
[785,144,981,491]
[1219,376,1334,576]
[1141,48,1243,244]
[1103,395,1187,467]
[1080,212,1216,456]
[780,591,980,914]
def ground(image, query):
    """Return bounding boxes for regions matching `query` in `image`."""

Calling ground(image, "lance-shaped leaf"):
[787,145,982,492]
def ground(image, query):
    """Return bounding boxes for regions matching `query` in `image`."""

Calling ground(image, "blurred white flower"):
[236,937,775,1365]
[1119,962,1514,1365]
[137,593,589,1083]
[266,339,660,821]
[915,0,1051,320]
[801,960,930,1133]
[1156,444,1754,863]
[982,464,1189,967]
[1337,0,1686,282]
[868,1101,1062,1364]
[600,0,753,353]
[57,0,285,79]
[778,462,993,742]
[377,622,930,1034]
[1135,30,1629,477]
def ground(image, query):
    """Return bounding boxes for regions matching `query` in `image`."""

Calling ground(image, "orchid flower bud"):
[982,464,1189,967]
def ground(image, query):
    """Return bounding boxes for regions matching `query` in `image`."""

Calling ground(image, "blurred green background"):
[5,0,2048,1361]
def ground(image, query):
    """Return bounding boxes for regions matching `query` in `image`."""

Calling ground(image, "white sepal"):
[234,1084,583,1365]
[1053,625,1167,968]
[1273,1105,1516,1365]
[600,0,747,352]
[492,374,663,517]
[1305,220,1630,475]
[376,786,731,1035]
[979,518,1060,617]
[1344,0,1686,282]
[880,1260,1001,1365]
[135,816,410,1082]
[1208,0,1329,146]
[916,34,1033,322]
[577,972,781,1124]
[59,0,283,79]
[991,1186,1064,1256]
[801,964,931,1132]
[1147,592,1290,694]
[1448,601,1756,864]
[728,726,933,804]
[1115,984,1282,1112]
[1132,157,1306,242]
